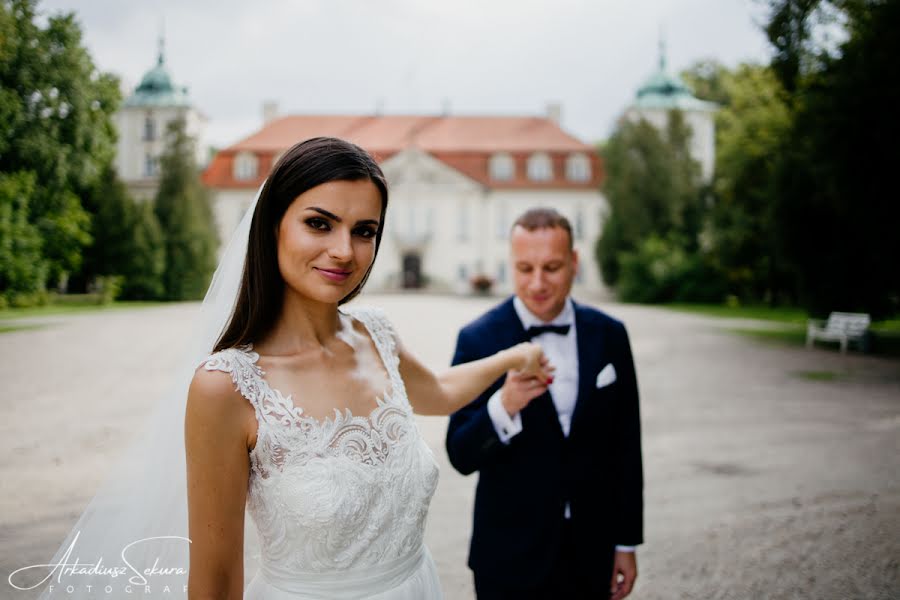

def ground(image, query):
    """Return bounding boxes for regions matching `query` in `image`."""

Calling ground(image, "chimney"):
[262,100,278,125]
[546,102,562,126]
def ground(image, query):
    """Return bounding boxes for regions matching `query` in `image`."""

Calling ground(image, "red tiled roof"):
[203,114,603,189]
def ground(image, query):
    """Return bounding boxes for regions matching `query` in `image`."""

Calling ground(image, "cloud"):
[40,0,771,147]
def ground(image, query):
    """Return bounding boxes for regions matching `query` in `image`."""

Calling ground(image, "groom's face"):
[510,225,578,323]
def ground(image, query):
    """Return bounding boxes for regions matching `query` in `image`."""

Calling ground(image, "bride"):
[29,137,552,600]
[188,137,552,599]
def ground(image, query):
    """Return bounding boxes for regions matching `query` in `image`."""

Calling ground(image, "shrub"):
[617,236,726,303]
[92,275,124,305]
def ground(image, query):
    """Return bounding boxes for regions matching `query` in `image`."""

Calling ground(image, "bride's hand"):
[510,342,555,384]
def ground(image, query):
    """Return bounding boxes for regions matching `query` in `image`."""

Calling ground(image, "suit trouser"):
[473,520,616,600]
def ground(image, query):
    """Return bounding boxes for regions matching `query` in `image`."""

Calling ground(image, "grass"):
[729,326,806,345]
[793,370,842,381]
[870,319,900,334]
[0,322,48,334]
[0,295,162,321]
[666,303,900,358]
[664,303,807,324]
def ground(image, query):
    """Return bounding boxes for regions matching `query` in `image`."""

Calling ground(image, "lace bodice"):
[202,306,439,576]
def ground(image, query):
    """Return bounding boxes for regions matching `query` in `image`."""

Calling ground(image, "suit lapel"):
[569,302,600,438]
[495,296,527,348]
[500,297,564,438]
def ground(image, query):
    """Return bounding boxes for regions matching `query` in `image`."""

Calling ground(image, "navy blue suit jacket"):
[446,297,643,588]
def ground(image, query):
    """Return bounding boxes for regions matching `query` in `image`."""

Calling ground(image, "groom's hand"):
[500,369,548,417]
[609,550,637,600]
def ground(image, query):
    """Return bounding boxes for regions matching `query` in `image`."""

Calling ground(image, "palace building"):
[202,109,609,296]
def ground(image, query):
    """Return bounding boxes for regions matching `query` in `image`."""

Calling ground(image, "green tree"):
[126,201,167,300]
[763,0,900,317]
[154,118,218,301]
[0,171,47,305]
[681,60,732,107]
[683,61,794,303]
[0,0,120,286]
[84,167,165,300]
[762,0,823,95]
[596,112,704,289]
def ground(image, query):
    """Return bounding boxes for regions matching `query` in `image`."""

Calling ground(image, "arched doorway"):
[402,253,423,289]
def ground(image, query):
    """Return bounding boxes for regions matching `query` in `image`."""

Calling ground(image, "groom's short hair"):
[511,208,574,249]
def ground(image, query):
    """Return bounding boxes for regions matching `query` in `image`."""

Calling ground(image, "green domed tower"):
[123,43,190,109]
[624,38,717,181]
[113,36,207,200]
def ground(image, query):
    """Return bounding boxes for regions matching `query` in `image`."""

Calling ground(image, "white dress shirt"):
[486,296,636,553]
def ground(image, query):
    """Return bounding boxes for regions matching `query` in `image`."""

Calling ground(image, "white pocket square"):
[595,363,617,388]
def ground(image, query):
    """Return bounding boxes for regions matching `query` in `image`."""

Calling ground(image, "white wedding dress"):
[201,306,442,600]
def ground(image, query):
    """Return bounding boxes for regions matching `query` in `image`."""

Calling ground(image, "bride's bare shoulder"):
[189,349,258,423]
[189,347,254,402]
[186,365,257,450]
[189,365,240,405]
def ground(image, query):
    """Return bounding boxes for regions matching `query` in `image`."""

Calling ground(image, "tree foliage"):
[83,167,165,300]
[596,111,708,301]
[154,118,218,301]
[0,171,47,305]
[597,2,899,315]
[764,0,900,317]
[0,0,121,285]
[683,61,794,303]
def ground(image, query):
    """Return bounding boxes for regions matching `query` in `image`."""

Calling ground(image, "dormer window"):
[566,153,591,182]
[489,152,515,181]
[527,152,553,181]
[234,152,258,180]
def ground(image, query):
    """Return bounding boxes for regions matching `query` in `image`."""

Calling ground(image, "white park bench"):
[806,312,871,354]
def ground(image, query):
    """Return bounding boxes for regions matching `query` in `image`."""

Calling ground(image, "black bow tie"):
[524,324,571,339]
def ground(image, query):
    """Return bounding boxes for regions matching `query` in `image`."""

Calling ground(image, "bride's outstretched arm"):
[399,341,553,416]
[184,368,253,600]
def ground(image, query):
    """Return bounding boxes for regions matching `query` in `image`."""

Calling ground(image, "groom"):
[446,208,643,599]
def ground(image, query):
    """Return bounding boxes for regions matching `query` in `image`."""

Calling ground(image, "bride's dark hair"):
[214,137,388,352]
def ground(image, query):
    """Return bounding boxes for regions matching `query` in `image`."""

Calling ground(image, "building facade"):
[202,112,610,296]
[114,39,207,201]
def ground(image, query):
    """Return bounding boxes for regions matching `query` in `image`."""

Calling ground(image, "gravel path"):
[1,294,898,599]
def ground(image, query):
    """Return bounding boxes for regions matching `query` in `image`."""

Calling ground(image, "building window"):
[496,203,507,239]
[566,153,591,182]
[233,152,258,180]
[575,208,584,240]
[458,264,468,282]
[527,152,553,181]
[143,115,155,141]
[144,153,156,177]
[489,153,515,181]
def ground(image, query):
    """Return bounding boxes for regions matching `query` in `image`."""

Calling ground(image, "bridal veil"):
[23,183,265,599]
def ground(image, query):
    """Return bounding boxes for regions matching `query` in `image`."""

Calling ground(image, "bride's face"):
[276,179,382,305]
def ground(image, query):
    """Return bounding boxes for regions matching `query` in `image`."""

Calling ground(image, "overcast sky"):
[40,0,773,148]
